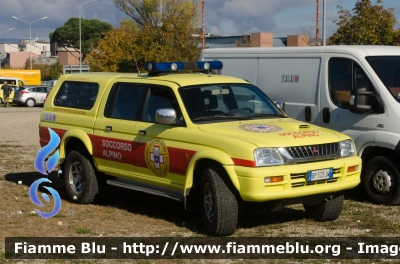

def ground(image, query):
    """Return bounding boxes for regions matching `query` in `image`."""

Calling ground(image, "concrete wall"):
[287,35,309,46]
[58,51,79,66]
[250,32,273,47]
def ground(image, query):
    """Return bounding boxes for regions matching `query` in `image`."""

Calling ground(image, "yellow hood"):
[198,118,346,148]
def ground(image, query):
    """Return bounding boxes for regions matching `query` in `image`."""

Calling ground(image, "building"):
[204,32,309,49]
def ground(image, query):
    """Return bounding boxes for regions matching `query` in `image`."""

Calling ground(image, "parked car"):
[13,86,49,107]
[46,79,58,88]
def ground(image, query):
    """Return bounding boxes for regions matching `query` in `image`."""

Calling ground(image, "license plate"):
[307,168,333,182]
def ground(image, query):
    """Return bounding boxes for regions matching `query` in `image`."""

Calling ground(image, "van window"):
[366,56,400,102]
[54,81,99,109]
[329,58,373,109]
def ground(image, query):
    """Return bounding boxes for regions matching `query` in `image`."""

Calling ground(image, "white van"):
[200,46,400,205]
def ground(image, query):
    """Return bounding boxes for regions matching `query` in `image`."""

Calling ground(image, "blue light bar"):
[145,61,223,73]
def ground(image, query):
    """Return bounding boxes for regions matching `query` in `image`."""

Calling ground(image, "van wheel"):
[26,98,35,107]
[362,155,400,205]
[63,150,98,204]
[200,166,238,236]
[0,98,2,104]
[303,193,343,221]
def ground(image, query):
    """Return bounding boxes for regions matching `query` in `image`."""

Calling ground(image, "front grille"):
[291,167,341,188]
[285,143,338,159]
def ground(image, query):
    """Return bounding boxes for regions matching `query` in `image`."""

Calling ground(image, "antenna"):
[129,44,141,75]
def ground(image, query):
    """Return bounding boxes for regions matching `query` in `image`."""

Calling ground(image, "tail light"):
[19,91,29,94]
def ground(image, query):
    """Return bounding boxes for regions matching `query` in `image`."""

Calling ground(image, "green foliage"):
[23,61,63,81]
[50,18,112,60]
[89,1,201,72]
[329,0,398,45]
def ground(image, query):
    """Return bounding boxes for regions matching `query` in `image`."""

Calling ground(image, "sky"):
[1,0,400,42]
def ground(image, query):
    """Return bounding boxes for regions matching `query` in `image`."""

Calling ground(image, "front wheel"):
[200,166,238,236]
[63,150,99,204]
[362,155,400,205]
[0,97,3,104]
[26,98,35,107]
[303,193,344,221]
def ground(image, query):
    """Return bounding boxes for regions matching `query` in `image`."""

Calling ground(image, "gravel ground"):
[0,107,42,146]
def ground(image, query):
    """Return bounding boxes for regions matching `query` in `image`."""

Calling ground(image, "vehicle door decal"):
[145,138,169,177]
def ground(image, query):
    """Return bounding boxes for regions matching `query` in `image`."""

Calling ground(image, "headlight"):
[254,148,283,166]
[340,140,355,157]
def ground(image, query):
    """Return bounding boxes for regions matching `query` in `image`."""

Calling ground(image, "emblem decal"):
[145,138,169,177]
[238,124,282,133]
[312,146,319,154]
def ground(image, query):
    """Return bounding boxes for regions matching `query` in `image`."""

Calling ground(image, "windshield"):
[366,56,400,102]
[179,83,286,122]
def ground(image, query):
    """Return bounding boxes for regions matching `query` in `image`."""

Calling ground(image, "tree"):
[96,0,201,71]
[50,18,112,60]
[329,0,398,45]
[23,61,63,81]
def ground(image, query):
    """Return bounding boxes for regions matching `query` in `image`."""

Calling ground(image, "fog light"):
[347,165,359,173]
[264,176,284,183]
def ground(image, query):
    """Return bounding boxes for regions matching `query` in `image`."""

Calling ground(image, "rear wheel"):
[200,166,238,236]
[303,193,344,221]
[0,98,3,104]
[26,98,35,107]
[362,155,400,205]
[63,150,99,204]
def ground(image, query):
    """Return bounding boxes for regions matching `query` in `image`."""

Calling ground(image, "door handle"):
[322,107,330,123]
[138,130,146,135]
[105,126,112,131]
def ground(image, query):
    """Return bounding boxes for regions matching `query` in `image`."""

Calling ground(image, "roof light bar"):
[145,61,223,73]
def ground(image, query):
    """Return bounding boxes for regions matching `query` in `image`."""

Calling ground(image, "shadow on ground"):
[4,171,372,235]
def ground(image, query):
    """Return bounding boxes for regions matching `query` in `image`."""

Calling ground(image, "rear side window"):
[104,83,145,120]
[54,81,99,109]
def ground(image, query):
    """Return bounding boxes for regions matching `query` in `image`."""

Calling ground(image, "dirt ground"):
[2,106,400,264]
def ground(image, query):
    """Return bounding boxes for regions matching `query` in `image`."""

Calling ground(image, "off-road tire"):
[303,193,344,221]
[362,155,400,205]
[200,166,238,236]
[26,98,35,107]
[63,150,98,204]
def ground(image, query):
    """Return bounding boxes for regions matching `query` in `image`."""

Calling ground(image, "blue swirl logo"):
[30,128,62,218]
[34,128,60,175]
[29,178,61,218]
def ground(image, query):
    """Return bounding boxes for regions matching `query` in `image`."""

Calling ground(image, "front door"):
[317,56,378,149]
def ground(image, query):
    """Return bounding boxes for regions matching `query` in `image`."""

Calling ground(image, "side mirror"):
[275,101,285,112]
[350,87,373,114]
[156,109,177,124]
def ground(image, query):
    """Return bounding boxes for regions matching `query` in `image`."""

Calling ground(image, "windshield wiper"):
[192,115,252,121]
[250,113,286,118]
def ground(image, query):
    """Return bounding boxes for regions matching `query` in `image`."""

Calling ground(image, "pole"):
[316,0,319,46]
[202,0,205,50]
[323,0,326,46]
[12,16,47,70]
[67,0,96,73]
[79,6,82,73]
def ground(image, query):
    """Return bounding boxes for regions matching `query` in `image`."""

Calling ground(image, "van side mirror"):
[349,87,384,114]
[275,101,285,112]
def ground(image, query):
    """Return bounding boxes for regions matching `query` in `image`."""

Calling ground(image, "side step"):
[106,178,184,202]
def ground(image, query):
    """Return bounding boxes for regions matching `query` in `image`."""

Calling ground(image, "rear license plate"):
[307,168,333,182]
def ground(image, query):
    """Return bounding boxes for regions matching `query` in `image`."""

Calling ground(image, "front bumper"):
[226,155,361,202]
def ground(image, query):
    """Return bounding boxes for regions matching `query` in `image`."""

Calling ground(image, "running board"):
[106,178,184,202]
